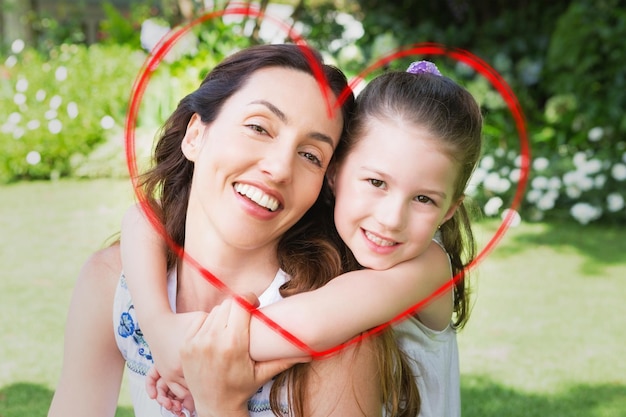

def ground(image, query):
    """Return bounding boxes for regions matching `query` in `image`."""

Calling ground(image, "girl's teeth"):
[365,230,395,247]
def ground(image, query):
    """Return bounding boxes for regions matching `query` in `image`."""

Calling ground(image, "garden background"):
[1,0,625,415]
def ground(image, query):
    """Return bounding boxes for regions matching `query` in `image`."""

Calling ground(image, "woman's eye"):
[246,124,268,135]
[368,179,385,188]
[300,152,322,167]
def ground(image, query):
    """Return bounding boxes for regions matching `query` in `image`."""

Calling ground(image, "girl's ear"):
[181,114,206,162]
[442,196,465,224]
[326,162,338,193]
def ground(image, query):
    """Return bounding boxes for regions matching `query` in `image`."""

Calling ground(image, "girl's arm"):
[251,241,453,360]
[120,204,205,399]
[123,202,452,363]
[48,245,126,416]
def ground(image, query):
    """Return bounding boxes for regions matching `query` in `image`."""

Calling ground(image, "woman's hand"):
[181,294,309,417]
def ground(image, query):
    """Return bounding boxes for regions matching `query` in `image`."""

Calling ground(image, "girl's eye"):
[300,152,322,167]
[415,195,433,204]
[368,179,385,188]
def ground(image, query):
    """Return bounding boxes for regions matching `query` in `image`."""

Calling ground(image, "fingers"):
[145,366,161,399]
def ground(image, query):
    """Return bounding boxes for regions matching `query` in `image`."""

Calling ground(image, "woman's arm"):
[48,244,126,416]
[181,295,379,417]
[250,241,453,360]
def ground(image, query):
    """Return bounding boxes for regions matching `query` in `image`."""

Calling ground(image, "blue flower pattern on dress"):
[118,311,134,337]
[115,274,154,374]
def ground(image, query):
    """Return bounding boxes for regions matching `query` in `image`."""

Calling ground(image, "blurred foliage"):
[1,0,624,223]
[0,43,144,182]
[304,0,625,224]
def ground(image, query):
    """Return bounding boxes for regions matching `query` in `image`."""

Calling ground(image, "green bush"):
[316,0,625,225]
[0,43,144,182]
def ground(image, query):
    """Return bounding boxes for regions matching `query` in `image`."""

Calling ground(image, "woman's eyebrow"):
[249,99,335,147]
[250,100,287,122]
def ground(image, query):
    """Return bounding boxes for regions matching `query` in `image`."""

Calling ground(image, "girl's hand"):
[147,366,195,416]
[181,294,310,417]
[146,311,208,399]
[144,311,208,415]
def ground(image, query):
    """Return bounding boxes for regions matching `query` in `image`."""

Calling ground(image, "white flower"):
[100,115,115,129]
[587,126,604,142]
[48,119,62,134]
[565,186,582,199]
[578,175,594,191]
[537,193,556,211]
[26,120,40,130]
[623,152,626,164]
[140,19,170,53]
[13,93,26,105]
[501,209,521,227]
[483,172,503,192]
[562,171,578,186]
[573,151,587,168]
[15,78,28,92]
[480,155,495,170]
[11,39,25,54]
[499,166,510,176]
[581,159,602,175]
[45,110,57,120]
[509,168,521,183]
[570,202,602,225]
[526,188,542,203]
[611,163,626,181]
[36,90,46,102]
[533,157,549,171]
[548,176,562,190]
[531,175,549,190]
[484,196,503,216]
[26,150,41,165]
[607,193,625,212]
[594,174,606,189]
[494,147,505,158]
[8,112,21,125]
[13,127,24,139]
[55,66,68,81]
[5,55,17,68]
[67,102,78,119]
[564,170,593,191]
[49,95,62,109]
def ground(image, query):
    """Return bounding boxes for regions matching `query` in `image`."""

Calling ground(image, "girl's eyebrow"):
[249,99,335,147]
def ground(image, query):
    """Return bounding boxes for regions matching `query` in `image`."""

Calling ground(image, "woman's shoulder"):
[82,243,122,277]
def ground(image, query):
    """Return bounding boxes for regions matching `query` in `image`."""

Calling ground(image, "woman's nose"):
[258,142,295,183]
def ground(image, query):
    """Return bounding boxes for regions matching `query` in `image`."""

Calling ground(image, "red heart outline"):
[125,5,531,358]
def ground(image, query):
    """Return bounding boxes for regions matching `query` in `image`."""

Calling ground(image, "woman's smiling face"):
[182,66,344,254]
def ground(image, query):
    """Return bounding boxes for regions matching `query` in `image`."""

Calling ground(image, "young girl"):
[121,60,482,416]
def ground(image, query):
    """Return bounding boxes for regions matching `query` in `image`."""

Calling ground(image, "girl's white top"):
[390,234,461,417]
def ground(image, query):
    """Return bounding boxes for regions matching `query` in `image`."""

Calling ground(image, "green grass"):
[1,179,625,416]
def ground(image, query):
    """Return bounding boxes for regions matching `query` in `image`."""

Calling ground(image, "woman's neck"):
[175,234,281,313]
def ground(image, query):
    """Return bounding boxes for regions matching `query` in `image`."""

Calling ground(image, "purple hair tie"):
[406,60,442,76]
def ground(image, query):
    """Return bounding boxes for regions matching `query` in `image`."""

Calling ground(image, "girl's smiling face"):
[331,116,462,270]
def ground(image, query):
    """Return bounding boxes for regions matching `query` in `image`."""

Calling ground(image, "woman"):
[48,44,390,417]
